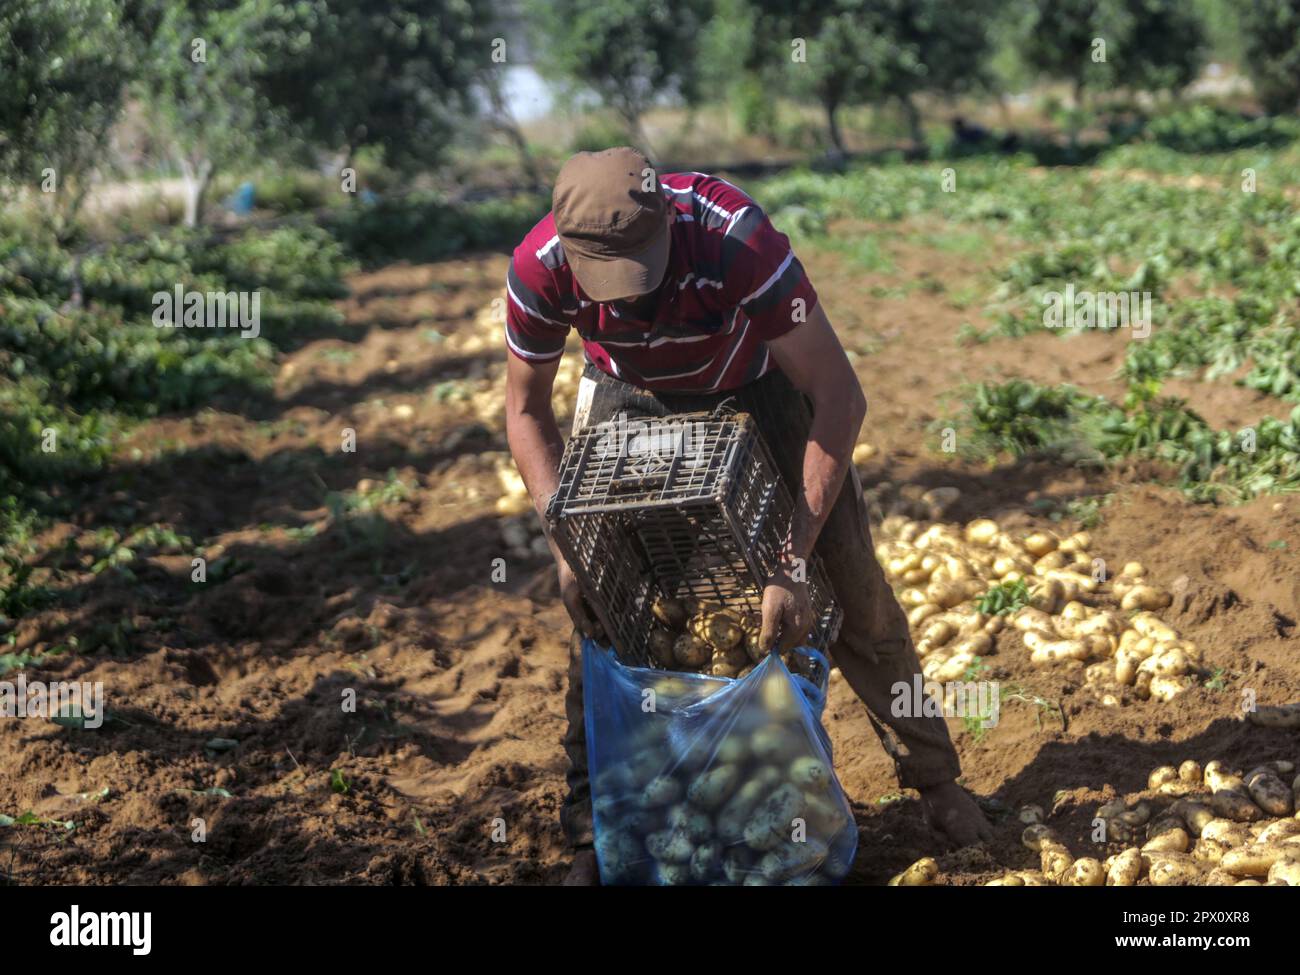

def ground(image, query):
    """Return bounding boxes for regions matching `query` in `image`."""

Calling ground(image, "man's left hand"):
[759,568,814,653]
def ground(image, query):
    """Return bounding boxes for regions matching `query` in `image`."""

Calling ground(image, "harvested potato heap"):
[587,652,857,886]
[891,757,1300,887]
[1023,758,1299,887]
[646,596,815,681]
[875,515,1198,704]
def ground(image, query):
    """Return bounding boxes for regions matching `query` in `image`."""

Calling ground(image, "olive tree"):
[1239,0,1300,113]
[528,0,713,152]
[0,0,141,233]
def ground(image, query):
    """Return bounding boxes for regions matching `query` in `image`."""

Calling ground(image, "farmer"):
[503,147,991,885]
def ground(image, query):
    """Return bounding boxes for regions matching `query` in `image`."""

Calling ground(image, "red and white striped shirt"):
[505,171,818,393]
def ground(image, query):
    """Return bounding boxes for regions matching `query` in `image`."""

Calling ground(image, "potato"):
[1064,857,1106,886]
[992,555,1031,578]
[1268,857,1300,886]
[672,634,711,668]
[750,726,803,764]
[789,756,831,791]
[1012,606,1056,635]
[985,875,1025,886]
[639,775,685,809]
[1028,578,1064,614]
[921,618,957,648]
[715,846,753,884]
[1028,636,1092,664]
[965,519,999,546]
[926,580,974,610]
[1138,647,1193,678]
[1116,801,1153,827]
[1119,561,1146,578]
[803,791,848,836]
[1204,760,1243,792]
[1040,841,1074,882]
[1258,819,1300,843]
[1142,825,1190,854]
[647,629,677,668]
[1018,804,1044,826]
[1106,847,1144,886]
[689,610,743,651]
[651,596,688,629]
[1151,675,1196,703]
[1179,759,1204,784]
[1209,790,1265,822]
[888,856,939,886]
[1148,766,1179,790]
[688,839,724,881]
[1131,613,1178,643]
[1170,800,1214,837]
[886,552,921,577]
[908,602,943,627]
[717,767,781,838]
[645,828,694,863]
[1145,852,1202,886]
[743,784,806,851]
[665,803,714,843]
[686,764,741,811]
[1121,585,1173,612]
[625,751,665,789]
[931,652,977,683]
[1022,531,1058,558]
[757,839,828,882]
[1245,767,1294,816]
[1221,844,1294,877]
[1021,824,1062,851]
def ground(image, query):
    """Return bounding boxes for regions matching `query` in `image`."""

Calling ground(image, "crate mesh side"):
[548,411,844,665]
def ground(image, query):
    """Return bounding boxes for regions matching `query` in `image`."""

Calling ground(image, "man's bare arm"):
[504,352,564,516]
[504,352,602,636]
[759,303,867,648]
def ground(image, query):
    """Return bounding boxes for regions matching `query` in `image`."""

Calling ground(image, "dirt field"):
[3,221,1298,886]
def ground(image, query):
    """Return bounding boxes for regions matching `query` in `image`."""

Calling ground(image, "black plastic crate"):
[545,409,842,666]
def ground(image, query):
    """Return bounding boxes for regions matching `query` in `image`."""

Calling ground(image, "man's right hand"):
[558,557,604,640]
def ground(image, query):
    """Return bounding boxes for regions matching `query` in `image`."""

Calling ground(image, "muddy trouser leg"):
[723,369,963,789]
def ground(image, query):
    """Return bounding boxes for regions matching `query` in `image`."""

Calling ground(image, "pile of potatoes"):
[891,757,1300,887]
[1019,758,1300,886]
[591,672,854,885]
[645,596,814,681]
[876,515,1198,703]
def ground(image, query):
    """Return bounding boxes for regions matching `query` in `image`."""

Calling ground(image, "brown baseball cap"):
[552,147,670,302]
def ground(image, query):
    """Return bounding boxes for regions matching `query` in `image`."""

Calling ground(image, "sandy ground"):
[3,223,1298,885]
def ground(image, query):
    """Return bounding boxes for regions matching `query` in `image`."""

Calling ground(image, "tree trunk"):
[901,94,925,151]
[622,106,657,162]
[178,155,213,228]
[484,74,541,190]
[823,99,845,158]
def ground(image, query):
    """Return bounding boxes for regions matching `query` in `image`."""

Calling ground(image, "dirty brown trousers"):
[559,361,962,848]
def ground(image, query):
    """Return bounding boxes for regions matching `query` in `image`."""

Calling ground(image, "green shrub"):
[194,224,354,298]
[0,297,273,415]
[1145,104,1300,153]
[328,192,547,263]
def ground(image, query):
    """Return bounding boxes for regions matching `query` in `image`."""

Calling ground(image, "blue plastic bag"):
[584,638,858,885]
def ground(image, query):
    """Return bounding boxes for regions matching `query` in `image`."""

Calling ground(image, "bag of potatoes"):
[583,638,856,885]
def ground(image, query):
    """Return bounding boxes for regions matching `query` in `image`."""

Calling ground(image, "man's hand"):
[558,556,604,641]
[758,567,814,653]
[919,781,993,848]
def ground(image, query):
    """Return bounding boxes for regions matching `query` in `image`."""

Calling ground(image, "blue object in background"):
[582,638,857,886]
[223,181,255,215]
